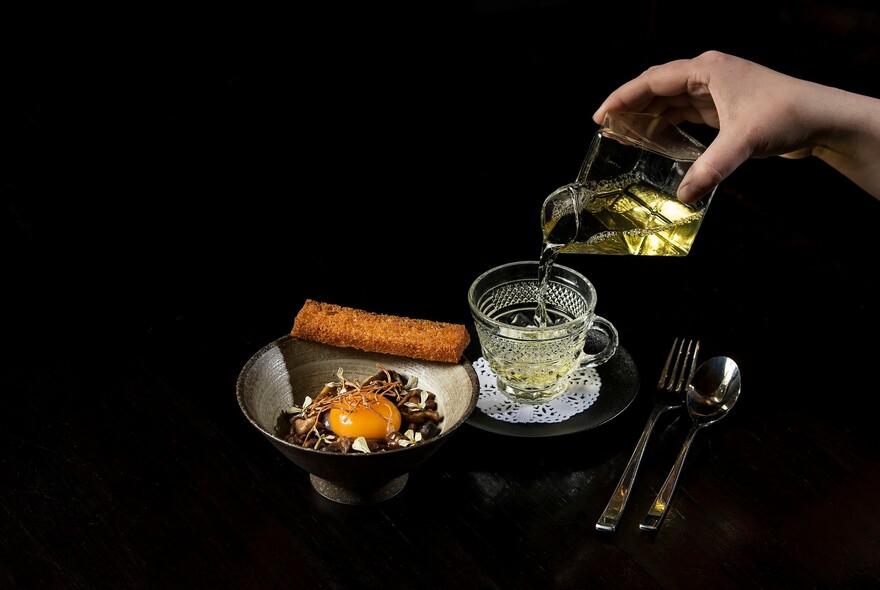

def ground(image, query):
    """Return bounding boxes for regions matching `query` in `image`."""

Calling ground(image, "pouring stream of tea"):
[534,239,565,327]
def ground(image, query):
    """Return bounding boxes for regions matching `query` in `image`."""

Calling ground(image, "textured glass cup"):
[468,261,618,404]
[542,112,717,257]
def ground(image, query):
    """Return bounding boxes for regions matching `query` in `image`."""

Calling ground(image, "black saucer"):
[466,347,640,438]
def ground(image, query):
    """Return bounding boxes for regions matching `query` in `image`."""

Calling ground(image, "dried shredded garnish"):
[281,364,441,453]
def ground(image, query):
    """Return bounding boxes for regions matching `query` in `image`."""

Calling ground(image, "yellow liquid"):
[475,304,586,402]
[543,177,705,256]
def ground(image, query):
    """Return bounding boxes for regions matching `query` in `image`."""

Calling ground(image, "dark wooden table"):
[5,2,880,588]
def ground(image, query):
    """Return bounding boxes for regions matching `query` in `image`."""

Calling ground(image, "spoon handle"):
[640,424,701,532]
[596,404,672,532]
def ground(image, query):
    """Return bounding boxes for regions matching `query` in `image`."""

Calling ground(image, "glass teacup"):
[468,260,618,404]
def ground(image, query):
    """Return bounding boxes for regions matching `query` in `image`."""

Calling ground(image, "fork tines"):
[658,337,700,394]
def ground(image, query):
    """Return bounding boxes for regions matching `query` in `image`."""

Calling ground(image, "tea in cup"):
[542,112,717,257]
[467,260,618,404]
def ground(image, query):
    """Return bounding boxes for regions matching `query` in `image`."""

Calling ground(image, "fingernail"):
[678,184,699,203]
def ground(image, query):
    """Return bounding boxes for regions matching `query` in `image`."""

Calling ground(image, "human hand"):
[592,51,828,203]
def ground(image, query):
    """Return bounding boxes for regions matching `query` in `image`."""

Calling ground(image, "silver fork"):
[595,338,700,532]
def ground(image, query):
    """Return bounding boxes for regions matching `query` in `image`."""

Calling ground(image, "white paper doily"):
[473,357,602,424]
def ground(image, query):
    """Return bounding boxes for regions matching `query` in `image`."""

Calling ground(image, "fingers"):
[678,130,752,203]
[592,58,698,124]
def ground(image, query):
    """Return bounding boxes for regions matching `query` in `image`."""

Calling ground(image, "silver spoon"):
[639,356,742,532]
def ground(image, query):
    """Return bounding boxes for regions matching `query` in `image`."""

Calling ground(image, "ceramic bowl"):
[236,335,479,504]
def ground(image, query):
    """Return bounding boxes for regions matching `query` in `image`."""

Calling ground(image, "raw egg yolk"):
[327,394,402,439]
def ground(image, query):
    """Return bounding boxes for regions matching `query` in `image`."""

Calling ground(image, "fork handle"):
[640,424,701,532]
[596,405,671,532]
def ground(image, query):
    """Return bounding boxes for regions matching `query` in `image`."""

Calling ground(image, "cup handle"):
[579,315,619,368]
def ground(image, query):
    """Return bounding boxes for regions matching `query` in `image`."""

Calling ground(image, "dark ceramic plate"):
[466,346,640,438]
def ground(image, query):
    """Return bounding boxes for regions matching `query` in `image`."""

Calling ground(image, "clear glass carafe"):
[542,112,717,257]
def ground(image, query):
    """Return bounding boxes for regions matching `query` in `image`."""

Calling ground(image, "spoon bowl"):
[686,355,742,421]
[640,355,742,532]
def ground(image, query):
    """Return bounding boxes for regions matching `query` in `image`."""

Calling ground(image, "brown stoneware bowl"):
[236,335,479,504]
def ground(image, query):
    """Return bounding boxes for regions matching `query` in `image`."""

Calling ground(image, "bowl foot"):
[309,473,409,504]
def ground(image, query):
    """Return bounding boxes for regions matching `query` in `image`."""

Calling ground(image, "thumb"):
[678,132,751,203]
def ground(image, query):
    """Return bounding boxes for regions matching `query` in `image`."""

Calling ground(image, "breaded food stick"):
[291,299,471,363]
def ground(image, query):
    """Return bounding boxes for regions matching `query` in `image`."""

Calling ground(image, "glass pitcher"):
[541,112,717,257]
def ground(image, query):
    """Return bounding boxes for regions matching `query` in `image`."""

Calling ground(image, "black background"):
[7,0,880,346]
[7,1,880,399]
